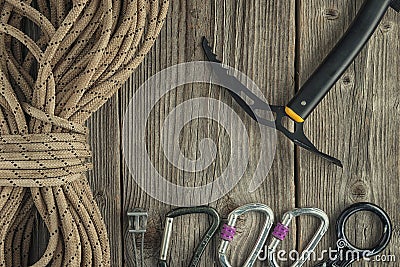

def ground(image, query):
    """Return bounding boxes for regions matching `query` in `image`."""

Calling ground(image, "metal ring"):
[336,202,392,257]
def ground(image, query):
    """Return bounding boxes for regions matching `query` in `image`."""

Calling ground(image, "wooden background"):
[57,0,400,266]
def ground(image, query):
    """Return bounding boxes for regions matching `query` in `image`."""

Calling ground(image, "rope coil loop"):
[0,0,169,266]
[0,103,92,187]
[0,132,92,187]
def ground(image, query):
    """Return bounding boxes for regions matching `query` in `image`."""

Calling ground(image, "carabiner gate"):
[158,206,221,267]
[268,208,329,267]
[218,203,274,267]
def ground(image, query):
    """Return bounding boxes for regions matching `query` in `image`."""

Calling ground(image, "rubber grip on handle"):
[391,0,400,12]
[287,0,393,120]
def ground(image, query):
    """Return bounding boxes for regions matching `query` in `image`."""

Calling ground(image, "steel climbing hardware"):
[127,209,148,267]
[314,202,392,267]
[268,208,329,267]
[158,206,221,267]
[218,203,274,267]
[203,0,400,167]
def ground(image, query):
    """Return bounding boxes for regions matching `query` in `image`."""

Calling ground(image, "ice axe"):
[203,0,400,167]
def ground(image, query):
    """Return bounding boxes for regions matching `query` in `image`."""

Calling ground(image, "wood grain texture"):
[87,96,122,266]
[28,1,400,266]
[119,0,295,266]
[297,0,400,266]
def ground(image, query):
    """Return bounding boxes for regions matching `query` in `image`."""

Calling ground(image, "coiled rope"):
[0,0,168,266]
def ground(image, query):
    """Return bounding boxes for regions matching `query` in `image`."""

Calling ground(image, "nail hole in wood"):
[342,75,353,86]
[323,8,339,20]
[380,22,393,33]
[349,180,368,200]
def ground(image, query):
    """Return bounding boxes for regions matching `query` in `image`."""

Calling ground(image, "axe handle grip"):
[391,0,400,12]
[286,0,393,121]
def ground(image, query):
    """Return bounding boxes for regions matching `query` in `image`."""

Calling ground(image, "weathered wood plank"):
[120,0,296,266]
[297,1,400,266]
[87,96,122,266]
[77,1,400,267]
[212,0,297,266]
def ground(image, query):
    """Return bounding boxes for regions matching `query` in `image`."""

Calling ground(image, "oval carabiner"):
[268,208,329,267]
[218,203,274,267]
[158,206,221,267]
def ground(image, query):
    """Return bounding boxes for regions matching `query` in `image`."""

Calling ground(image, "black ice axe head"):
[202,0,400,168]
[202,37,343,167]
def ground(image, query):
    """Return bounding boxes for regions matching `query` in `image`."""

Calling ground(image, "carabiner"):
[268,208,329,267]
[218,203,274,267]
[158,206,221,267]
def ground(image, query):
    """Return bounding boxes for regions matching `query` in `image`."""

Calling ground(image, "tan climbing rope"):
[0,0,169,266]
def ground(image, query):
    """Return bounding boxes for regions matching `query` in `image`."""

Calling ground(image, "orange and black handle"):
[202,0,400,167]
[285,0,399,123]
